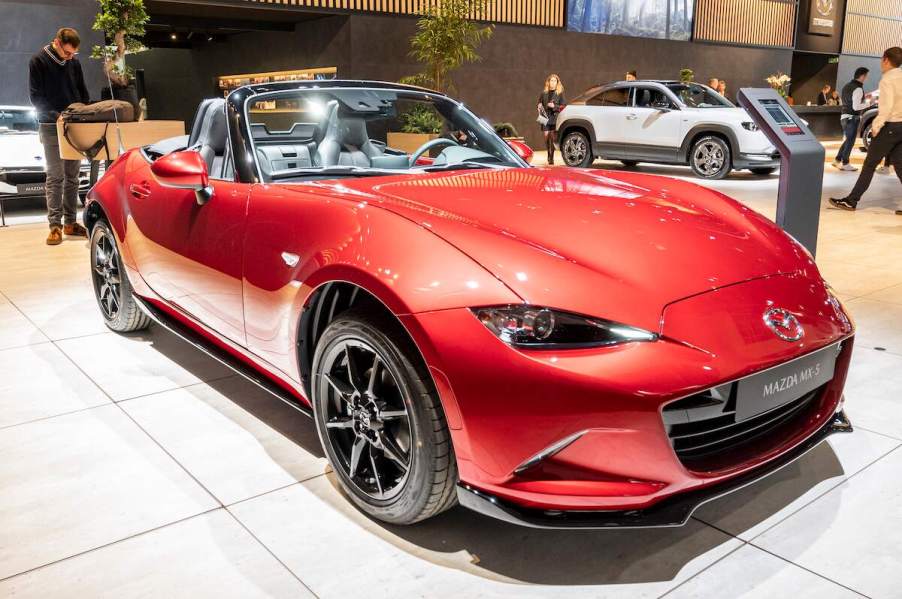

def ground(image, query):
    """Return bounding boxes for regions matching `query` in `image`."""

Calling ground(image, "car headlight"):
[471,305,657,348]
[741,121,759,132]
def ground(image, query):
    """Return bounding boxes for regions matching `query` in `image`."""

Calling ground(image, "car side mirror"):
[653,104,673,113]
[506,139,534,164]
[150,150,213,205]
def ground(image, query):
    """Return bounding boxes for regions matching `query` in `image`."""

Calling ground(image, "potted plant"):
[388,103,443,154]
[679,68,694,83]
[91,0,149,116]
[765,72,792,98]
[400,0,493,93]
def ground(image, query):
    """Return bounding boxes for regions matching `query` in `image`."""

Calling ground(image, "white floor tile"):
[0,510,313,598]
[0,343,111,428]
[842,298,902,354]
[693,429,899,540]
[843,347,902,439]
[230,476,742,598]
[667,544,861,599]
[121,377,328,505]
[0,299,48,350]
[0,404,217,579]
[55,329,232,401]
[753,447,902,599]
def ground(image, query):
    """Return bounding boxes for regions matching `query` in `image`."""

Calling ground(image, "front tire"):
[312,311,457,525]
[90,220,151,333]
[861,122,873,150]
[689,135,732,179]
[561,130,593,167]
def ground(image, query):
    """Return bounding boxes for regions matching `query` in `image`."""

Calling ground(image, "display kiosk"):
[737,88,825,256]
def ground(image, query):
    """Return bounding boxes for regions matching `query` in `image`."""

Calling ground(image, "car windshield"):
[665,83,733,108]
[245,88,525,182]
[0,108,38,134]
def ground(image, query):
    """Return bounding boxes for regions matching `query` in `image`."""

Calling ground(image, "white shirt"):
[873,67,902,134]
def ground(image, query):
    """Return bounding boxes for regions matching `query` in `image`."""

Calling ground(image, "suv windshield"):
[246,88,525,182]
[0,108,38,133]
[665,83,733,108]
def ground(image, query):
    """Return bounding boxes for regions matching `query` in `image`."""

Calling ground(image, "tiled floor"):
[1,144,901,597]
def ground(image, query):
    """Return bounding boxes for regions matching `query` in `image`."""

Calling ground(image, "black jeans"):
[846,122,902,203]
[835,115,860,165]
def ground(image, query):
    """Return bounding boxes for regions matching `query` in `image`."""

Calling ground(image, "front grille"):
[663,382,822,469]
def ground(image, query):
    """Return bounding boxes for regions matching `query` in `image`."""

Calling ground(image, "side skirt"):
[133,295,313,418]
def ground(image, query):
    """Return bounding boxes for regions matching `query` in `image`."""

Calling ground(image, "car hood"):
[0,132,44,170]
[347,167,813,331]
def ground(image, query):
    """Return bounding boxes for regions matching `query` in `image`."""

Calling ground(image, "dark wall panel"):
[795,0,847,54]
[790,53,839,104]
[0,0,105,105]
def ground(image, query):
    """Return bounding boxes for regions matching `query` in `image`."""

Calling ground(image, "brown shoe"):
[63,222,88,237]
[46,226,63,245]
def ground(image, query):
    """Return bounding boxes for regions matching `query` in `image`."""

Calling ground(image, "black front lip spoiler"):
[457,411,852,529]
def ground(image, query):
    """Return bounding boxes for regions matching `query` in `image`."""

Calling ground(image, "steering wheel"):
[409,137,459,167]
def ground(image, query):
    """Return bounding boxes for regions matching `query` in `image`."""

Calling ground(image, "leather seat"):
[196,103,228,177]
[314,102,384,167]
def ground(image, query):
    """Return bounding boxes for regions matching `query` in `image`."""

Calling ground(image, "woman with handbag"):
[537,74,565,165]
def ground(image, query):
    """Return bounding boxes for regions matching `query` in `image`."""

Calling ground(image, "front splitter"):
[456,411,852,529]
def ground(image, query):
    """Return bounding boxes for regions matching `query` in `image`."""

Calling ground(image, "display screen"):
[760,99,803,135]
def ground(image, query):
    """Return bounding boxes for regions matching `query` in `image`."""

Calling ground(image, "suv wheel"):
[312,310,457,525]
[861,121,874,150]
[90,220,151,333]
[690,135,732,179]
[561,130,593,167]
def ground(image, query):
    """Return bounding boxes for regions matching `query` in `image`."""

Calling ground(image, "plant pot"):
[387,132,438,154]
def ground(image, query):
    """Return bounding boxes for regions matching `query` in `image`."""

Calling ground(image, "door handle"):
[626,114,638,120]
[129,182,151,199]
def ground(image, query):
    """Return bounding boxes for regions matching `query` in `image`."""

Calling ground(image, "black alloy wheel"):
[561,130,594,167]
[89,220,150,332]
[312,311,457,524]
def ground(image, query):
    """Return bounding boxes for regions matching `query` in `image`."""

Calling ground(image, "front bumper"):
[457,410,852,528]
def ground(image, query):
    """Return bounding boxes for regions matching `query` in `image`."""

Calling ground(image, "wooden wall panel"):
[842,0,902,57]
[241,0,565,27]
[694,0,797,48]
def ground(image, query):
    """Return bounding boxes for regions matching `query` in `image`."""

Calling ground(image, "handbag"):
[536,113,549,126]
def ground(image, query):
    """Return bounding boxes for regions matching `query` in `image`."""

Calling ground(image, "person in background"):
[28,27,90,245]
[717,79,728,100]
[707,77,719,90]
[832,67,870,172]
[829,89,842,106]
[537,74,565,165]
[625,70,637,82]
[817,84,832,106]
[830,48,902,212]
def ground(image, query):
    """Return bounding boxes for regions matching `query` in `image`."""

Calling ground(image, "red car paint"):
[86,136,853,517]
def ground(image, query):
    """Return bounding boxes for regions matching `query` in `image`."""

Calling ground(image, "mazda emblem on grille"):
[763,308,804,342]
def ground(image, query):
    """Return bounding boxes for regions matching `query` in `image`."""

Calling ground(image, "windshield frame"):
[235,85,528,184]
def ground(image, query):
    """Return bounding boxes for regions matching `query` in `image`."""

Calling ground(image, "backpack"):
[61,100,135,123]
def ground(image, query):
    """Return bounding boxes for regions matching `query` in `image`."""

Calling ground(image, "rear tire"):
[312,310,457,525]
[861,121,873,150]
[561,130,593,168]
[89,220,151,333]
[689,135,732,179]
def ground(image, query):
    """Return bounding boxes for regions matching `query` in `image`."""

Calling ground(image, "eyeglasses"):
[55,43,79,59]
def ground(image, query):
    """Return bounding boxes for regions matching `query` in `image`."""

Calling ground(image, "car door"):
[585,86,630,154]
[128,147,250,346]
[620,86,683,161]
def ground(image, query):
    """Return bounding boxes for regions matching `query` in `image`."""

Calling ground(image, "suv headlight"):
[471,305,657,348]
[741,121,759,132]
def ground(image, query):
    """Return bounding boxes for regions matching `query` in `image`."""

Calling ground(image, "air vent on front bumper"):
[663,383,822,469]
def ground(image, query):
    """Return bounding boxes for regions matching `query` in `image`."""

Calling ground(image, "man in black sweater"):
[29,27,90,245]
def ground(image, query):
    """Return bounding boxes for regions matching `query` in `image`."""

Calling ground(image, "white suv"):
[556,81,780,179]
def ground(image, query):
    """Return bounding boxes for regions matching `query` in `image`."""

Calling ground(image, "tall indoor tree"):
[91,0,149,87]
[401,0,494,93]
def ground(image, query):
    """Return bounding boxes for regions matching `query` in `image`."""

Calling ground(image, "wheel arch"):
[680,124,738,165]
[557,118,596,148]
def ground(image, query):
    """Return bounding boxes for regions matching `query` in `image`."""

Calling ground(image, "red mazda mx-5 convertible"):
[84,81,854,528]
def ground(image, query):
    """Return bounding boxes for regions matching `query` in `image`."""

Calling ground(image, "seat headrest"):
[205,107,228,154]
[321,101,369,148]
